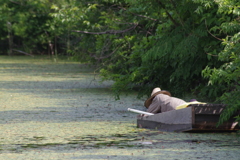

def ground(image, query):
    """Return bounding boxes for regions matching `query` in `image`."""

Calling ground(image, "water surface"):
[0,56,239,160]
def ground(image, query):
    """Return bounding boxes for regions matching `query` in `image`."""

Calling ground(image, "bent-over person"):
[145,87,186,114]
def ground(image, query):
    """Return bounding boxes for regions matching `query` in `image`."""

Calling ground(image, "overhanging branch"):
[72,24,138,35]
[90,45,121,60]
[156,0,179,27]
[119,7,158,22]
[12,49,34,57]
[205,20,223,41]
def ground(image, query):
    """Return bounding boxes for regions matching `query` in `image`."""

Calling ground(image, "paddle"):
[127,108,154,116]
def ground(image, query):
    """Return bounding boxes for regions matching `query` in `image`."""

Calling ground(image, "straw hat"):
[144,87,171,108]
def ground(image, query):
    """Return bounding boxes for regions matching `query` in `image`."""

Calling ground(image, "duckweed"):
[0,56,239,160]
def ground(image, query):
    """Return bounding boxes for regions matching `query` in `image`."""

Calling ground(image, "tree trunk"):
[7,22,13,55]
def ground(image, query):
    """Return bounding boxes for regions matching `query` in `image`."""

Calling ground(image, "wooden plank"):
[191,106,195,126]
[194,115,239,130]
[191,105,240,131]
[189,104,226,115]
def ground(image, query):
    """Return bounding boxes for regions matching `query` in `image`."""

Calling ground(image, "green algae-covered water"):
[0,56,239,160]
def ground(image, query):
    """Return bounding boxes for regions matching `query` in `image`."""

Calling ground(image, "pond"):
[0,56,239,160]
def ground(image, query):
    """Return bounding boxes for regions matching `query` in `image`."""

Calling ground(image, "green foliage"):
[200,0,240,125]
[98,0,240,126]
[217,89,240,127]
[0,0,56,54]
[1,0,239,126]
[100,0,221,97]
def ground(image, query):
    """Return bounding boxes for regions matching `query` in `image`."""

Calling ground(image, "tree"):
[95,0,222,98]
[0,0,72,56]
[199,0,240,125]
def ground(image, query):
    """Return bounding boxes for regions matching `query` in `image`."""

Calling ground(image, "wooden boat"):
[137,104,240,132]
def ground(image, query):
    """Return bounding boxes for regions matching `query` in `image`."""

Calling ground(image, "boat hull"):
[137,104,239,132]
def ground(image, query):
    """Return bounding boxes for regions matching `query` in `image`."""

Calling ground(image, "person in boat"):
[144,87,187,114]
